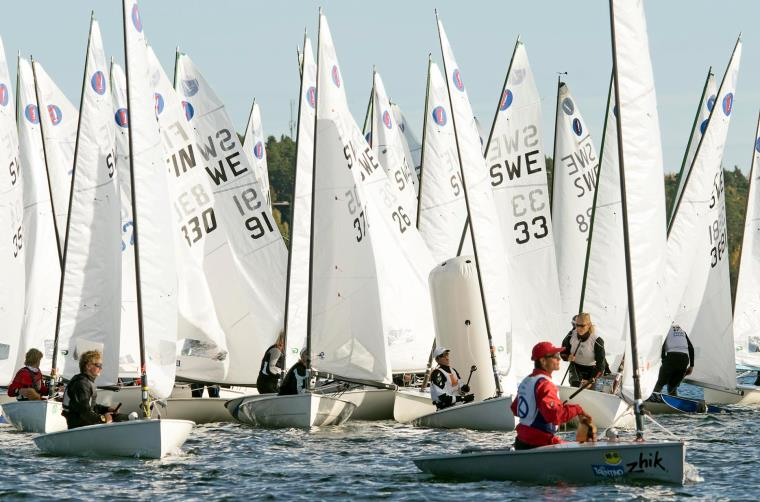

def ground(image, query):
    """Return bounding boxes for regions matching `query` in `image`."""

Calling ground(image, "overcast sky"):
[2,1,758,173]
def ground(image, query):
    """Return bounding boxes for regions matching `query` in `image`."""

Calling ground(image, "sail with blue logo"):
[16,57,61,378]
[0,37,25,386]
[667,39,741,392]
[551,80,600,321]
[123,0,179,399]
[145,47,230,384]
[175,52,288,384]
[242,101,273,213]
[109,61,141,378]
[56,17,121,386]
[417,60,470,264]
[31,61,79,251]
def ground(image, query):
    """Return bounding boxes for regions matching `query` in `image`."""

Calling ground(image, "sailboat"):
[1,56,68,434]
[415,0,684,484]
[33,2,192,458]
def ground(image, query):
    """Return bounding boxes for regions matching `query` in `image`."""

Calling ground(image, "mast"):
[49,12,94,394]
[30,56,63,266]
[361,71,374,139]
[122,0,150,418]
[305,10,323,393]
[668,66,713,225]
[436,11,502,396]
[609,0,644,439]
[549,75,564,210]
[415,54,432,229]
[282,28,308,357]
[578,73,613,312]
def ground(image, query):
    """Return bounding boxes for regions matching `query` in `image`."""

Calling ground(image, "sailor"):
[7,348,49,400]
[560,312,609,387]
[653,323,695,396]
[511,342,592,449]
[257,332,286,394]
[430,347,473,410]
[62,350,128,429]
[278,348,310,396]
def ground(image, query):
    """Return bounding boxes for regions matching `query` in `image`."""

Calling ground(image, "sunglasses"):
[544,353,561,360]
[576,323,588,328]
[90,362,103,369]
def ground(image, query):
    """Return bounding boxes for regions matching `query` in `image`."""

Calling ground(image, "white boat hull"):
[33,419,194,459]
[414,440,685,484]
[156,398,234,424]
[1,400,67,433]
[225,393,267,421]
[412,396,514,431]
[339,388,394,420]
[703,383,760,405]
[558,386,634,429]
[237,394,356,428]
[393,389,436,423]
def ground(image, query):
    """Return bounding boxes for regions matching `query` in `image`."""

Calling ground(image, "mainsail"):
[242,101,273,211]
[0,38,25,385]
[55,17,121,385]
[551,80,599,319]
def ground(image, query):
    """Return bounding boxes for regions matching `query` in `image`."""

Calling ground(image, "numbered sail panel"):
[552,81,599,319]
[0,35,24,385]
[16,57,60,377]
[175,51,287,384]
[417,62,470,265]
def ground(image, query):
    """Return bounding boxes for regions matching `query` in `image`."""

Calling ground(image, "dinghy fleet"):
[0,0,759,486]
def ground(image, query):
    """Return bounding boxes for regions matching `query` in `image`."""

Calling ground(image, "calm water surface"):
[1,386,758,501]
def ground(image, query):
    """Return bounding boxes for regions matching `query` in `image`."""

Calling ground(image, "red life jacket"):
[7,367,45,398]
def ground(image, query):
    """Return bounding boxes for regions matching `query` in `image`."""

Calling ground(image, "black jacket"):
[278,361,308,396]
[62,373,110,429]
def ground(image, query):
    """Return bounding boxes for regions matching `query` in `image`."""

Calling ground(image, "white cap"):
[433,347,450,359]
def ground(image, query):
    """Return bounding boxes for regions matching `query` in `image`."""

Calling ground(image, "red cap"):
[531,341,565,361]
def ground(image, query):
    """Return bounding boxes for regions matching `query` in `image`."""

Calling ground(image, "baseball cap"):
[531,341,565,361]
[433,347,450,359]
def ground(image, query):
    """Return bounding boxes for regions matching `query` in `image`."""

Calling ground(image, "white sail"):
[734,113,760,370]
[0,39,25,385]
[110,62,140,377]
[581,79,628,367]
[123,0,178,399]
[175,52,288,384]
[671,71,717,219]
[314,14,435,379]
[484,40,562,379]
[17,57,60,376]
[146,47,229,383]
[57,18,121,385]
[552,81,599,319]
[669,41,741,391]
[32,62,78,251]
[241,101,272,211]
[417,61,469,264]
[612,0,672,400]
[390,103,422,179]
[283,36,316,368]
[437,18,511,381]
[372,72,419,221]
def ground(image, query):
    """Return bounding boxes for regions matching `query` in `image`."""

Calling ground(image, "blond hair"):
[79,350,102,373]
[576,312,595,336]
[24,348,43,366]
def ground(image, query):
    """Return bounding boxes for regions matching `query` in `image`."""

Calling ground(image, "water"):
[1,391,758,500]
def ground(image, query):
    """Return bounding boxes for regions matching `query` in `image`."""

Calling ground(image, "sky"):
[1,0,758,174]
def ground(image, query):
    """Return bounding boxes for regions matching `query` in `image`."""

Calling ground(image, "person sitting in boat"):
[257,331,286,394]
[278,348,310,396]
[560,312,609,387]
[653,323,695,396]
[7,348,50,400]
[511,342,592,450]
[62,350,128,429]
[430,347,474,410]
